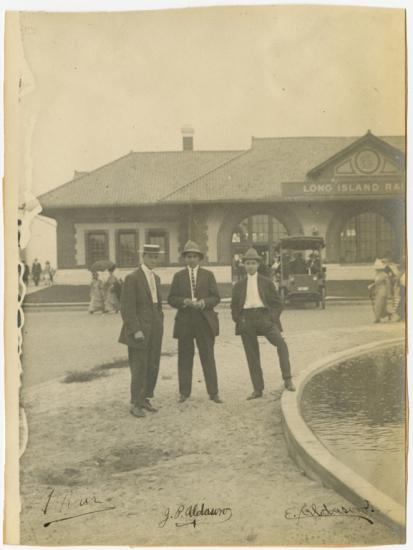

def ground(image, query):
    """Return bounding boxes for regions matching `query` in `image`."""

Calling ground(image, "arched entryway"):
[338,211,397,263]
[216,204,302,267]
[325,201,404,263]
[231,214,288,279]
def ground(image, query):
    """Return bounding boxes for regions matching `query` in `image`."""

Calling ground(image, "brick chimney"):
[181,125,194,151]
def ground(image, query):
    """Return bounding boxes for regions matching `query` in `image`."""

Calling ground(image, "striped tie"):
[190,268,197,299]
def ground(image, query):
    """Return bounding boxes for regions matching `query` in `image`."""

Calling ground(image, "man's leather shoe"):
[247,391,263,400]
[284,379,296,392]
[178,394,189,403]
[210,394,223,404]
[130,405,146,418]
[143,399,158,412]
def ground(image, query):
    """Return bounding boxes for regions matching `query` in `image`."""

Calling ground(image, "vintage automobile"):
[273,235,326,308]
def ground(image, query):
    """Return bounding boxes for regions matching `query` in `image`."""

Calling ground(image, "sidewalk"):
[20,314,405,545]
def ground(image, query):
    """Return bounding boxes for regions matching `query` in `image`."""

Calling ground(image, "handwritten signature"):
[159,502,233,528]
[285,500,375,524]
[42,488,115,527]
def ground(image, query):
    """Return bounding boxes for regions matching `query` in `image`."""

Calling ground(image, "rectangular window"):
[146,229,169,265]
[85,231,109,266]
[117,230,138,267]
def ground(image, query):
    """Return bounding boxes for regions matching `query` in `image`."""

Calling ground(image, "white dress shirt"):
[244,272,265,309]
[187,265,200,300]
[141,263,158,303]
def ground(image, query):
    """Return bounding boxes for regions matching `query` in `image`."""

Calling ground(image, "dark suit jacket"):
[231,273,283,334]
[168,267,220,338]
[118,267,163,349]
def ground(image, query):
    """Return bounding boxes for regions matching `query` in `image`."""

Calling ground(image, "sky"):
[13,6,406,196]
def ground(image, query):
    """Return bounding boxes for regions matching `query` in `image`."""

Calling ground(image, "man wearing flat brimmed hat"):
[168,240,222,403]
[231,247,295,399]
[119,244,164,418]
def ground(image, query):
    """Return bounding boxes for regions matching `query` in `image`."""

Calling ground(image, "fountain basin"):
[281,338,406,536]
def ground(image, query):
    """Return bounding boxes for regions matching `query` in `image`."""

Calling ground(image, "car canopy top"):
[275,235,326,251]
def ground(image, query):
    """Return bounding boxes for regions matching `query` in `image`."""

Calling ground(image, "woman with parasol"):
[103,264,121,313]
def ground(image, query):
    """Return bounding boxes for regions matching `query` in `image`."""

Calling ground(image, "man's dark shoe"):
[143,399,158,412]
[178,394,189,403]
[247,391,263,400]
[284,379,296,392]
[210,394,223,404]
[130,405,146,418]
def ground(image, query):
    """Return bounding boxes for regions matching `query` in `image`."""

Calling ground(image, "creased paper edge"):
[3,11,40,545]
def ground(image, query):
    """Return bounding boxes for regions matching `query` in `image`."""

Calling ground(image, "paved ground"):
[19,305,405,545]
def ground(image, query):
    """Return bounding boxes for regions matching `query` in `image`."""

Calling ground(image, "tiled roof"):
[39,150,244,209]
[161,135,405,203]
[39,134,405,209]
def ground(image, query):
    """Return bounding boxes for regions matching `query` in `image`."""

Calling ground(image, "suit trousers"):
[177,309,218,397]
[128,309,163,407]
[240,308,292,392]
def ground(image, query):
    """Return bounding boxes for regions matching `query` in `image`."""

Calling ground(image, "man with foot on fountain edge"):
[231,247,296,399]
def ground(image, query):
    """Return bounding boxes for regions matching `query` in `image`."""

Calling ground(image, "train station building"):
[39,130,405,286]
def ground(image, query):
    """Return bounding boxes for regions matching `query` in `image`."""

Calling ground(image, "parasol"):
[90,260,116,272]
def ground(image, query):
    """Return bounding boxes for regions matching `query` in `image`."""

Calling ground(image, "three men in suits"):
[231,247,295,399]
[168,241,223,404]
[119,244,164,418]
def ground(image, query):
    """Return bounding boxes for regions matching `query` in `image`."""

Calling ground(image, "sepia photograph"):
[4,4,407,546]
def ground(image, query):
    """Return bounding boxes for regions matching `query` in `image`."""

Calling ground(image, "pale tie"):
[149,271,157,302]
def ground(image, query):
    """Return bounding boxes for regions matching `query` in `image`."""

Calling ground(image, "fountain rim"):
[281,337,406,535]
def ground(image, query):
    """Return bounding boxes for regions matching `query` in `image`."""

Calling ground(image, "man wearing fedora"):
[231,247,295,399]
[168,240,222,403]
[119,244,164,418]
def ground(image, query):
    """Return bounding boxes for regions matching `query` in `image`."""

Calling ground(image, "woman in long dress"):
[103,267,121,313]
[368,260,391,323]
[42,261,55,286]
[89,272,105,313]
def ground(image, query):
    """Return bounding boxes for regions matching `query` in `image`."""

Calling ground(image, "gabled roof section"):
[39,150,244,209]
[39,133,406,209]
[306,131,405,177]
[160,134,405,203]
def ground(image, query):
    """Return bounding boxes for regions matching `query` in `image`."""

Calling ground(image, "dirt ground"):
[20,306,405,545]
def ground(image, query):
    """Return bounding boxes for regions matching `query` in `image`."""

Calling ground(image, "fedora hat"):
[182,240,204,258]
[242,248,262,262]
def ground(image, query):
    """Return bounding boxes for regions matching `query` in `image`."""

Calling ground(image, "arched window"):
[231,214,288,269]
[339,212,396,263]
[232,214,288,244]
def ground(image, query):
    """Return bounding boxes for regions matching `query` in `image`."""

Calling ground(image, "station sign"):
[282,180,405,197]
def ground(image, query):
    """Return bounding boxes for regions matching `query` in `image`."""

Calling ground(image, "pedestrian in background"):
[88,271,105,314]
[119,244,164,418]
[31,258,42,286]
[368,259,392,323]
[43,261,55,286]
[382,254,401,321]
[104,266,121,313]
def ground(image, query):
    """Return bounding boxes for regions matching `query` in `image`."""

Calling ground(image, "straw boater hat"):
[140,244,164,254]
[182,240,204,259]
[242,248,262,262]
[373,258,386,270]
